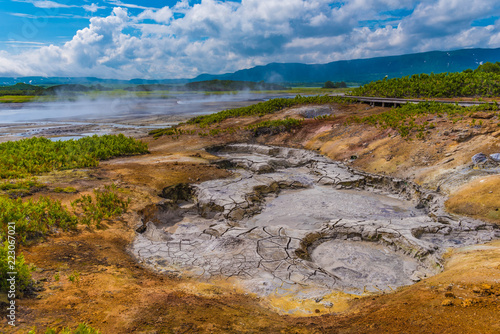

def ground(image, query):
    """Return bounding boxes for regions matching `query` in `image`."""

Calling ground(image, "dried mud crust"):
[132,144,499,309]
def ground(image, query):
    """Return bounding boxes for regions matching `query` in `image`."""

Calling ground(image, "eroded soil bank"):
[2,100,500,333]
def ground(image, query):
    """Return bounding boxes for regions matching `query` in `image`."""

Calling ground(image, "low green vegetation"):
[28,323,102,334]
[0,80,287,100]
[150,95,353,138]
[0,135,142,294]
[0,134,148,179]
[351,63,500,98]
[68,271,81,284]
[0,178,47,197]
[53,186,77,193]
[247,118,303,135]
[71,184,130,228]
[0,81,347,103]
[0,195,78,245]
[0,134,142,293]
[0,83,44,96]
[0,183,130,293]
[0,95,39,103]
[313,114,335,121]
[0,179,46,200]
[149,127,186,139]
[184,79,287,91]
[323,80,347,89]
[0,195,76,293]
[347,101,499,138]
[187,95,356,127]
[0,179,40,191]
[0,240,34,292]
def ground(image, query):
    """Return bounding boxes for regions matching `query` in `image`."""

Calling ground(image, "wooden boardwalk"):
[344,95,492,107]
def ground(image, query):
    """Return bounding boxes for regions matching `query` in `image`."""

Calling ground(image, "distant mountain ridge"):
[0,77,188,87]
[1,48,500,86]
[194,48,500,84]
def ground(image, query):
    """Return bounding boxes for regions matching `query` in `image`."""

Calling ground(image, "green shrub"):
[68,271,80,284]
[53,187,77,193]
[0,196,77,244]
[313,114,334,121]
[0,241,34,293]
[71,184,130,227]
[0,179,45,191]
[186,95,356,127]
[149,95,356,138]
[0,134,148,179]
[351,67,500,98]
[28,323,102,334]
[148,127,184,139]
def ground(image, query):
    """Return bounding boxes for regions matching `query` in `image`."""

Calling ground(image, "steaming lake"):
[0,92,293,142]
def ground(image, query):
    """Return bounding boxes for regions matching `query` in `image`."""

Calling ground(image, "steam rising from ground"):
[0,92,286,123]
[0,92,293,142]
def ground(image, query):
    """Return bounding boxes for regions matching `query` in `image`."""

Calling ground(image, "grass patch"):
[53,187,77,193]
[149,127,185,139]
[28,323,102,334]
[68,271,81,284]
[313,114,335,121]
[0,195,76,293]
[0,240,34,293]
[0,184,130,293]
[0,196,78,244]
[0,134,148,179]
[0,179,44,191]
[0,95,39,103]
[71,184,130,228]
[0,184,129,244]
[0,179,46,198]
[0,179,47,199]
[186,95,356,127]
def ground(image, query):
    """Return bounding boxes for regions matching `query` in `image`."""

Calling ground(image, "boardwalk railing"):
[344,95,490,107]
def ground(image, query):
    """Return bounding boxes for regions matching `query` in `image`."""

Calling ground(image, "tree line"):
[351,62,500,98]
[0,80,288,97]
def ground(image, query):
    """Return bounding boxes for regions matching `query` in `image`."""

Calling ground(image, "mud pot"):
[131,144,500,314]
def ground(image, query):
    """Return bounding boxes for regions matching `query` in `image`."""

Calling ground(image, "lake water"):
[0,92,294,142]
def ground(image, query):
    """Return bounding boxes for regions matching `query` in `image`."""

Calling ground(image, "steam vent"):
[131,144,499,312]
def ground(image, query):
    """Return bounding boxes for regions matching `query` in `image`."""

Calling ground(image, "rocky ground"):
[1,100,500,333]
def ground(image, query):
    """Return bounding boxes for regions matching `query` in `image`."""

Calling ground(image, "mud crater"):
[131,144,499,300]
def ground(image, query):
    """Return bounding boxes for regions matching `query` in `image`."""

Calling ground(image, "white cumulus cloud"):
[83,3,106,13]
[14,0,78,9]
[1,0,500,79]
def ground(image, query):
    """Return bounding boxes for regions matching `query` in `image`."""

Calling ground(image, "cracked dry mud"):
[131,144,500,307]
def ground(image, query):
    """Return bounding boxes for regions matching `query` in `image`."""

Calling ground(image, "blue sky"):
[0,0,499,79]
